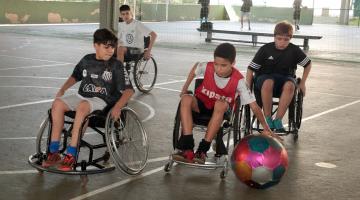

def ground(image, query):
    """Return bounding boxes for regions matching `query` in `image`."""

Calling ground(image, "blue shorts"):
[254,74,296,97]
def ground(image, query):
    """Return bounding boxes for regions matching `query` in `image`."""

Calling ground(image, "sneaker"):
[273,118,285,132]
[265,116,274,130]
[172,150,194,163]
[57,154,76,171]
[193,151,207,164]
[42,152,61,168]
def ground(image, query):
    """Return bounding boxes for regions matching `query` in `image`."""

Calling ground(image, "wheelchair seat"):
[64,104,112,128]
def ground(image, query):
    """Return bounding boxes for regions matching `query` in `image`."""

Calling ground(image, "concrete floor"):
[0,22,359,200]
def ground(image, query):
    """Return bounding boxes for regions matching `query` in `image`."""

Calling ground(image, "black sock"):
[197,139,211,153]
[177,134,194,150]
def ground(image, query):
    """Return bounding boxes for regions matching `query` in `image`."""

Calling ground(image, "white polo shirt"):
[118,20,152,50]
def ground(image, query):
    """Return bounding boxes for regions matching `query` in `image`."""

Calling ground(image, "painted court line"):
[0,63,72,71]
[69,99,360,199]
[154,79,186,86]
[301,99,360,122]
[0,75,67,80]
[69,167,164,200]
[154,86,181,93]
[0,99,54,110]
[0,54,69,64]
[0,157,170,175]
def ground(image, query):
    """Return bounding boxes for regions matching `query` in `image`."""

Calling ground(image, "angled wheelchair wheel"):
[243,105,252,137]
[133,55,157,93]
[172,103,182,150]
[35,116,51,165]
[105,107,149,175]
[295,90,303,129]
[232,97,242,145]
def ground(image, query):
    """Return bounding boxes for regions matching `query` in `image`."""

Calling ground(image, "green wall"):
[0,0,100,24]
[233,6,314,25]
[0,0,313,24]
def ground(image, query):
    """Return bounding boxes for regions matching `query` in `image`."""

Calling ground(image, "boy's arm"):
[56,76,77,97]
[246,68,254,90]
[180,62,199,96]
[248,101,282,141]
[248,101,271,132]
[299,62,311,96]
[144,31,157,60]
[111,88,134,121]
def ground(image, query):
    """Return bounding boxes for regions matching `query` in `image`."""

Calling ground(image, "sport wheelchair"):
[123,36,157,93]
[164,79,244,179]
[243,77,303,141]
[28,105,149,182]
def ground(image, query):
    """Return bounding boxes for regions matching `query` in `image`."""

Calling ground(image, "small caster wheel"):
[164,162,172,172]
[81,160,87,171]
[220,170,227,179]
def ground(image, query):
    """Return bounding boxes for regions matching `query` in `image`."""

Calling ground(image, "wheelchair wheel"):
[232,97,242,145]
[105,107,149,175]
[172,103,181,149]
[35,116,51,163]
[243,105,252,137]
[295,90,303,129]
[133,55,157,93]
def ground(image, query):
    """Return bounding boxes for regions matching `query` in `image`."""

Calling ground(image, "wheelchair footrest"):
[28,153,115,175]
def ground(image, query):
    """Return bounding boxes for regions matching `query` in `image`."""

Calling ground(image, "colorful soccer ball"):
[231,134,288,189]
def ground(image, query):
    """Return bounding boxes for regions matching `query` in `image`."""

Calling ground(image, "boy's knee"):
[52,98,66,110]
[76,101,91,113]
[180,95,193,106]
[213,100,228,113]
[283,81,295,93]
[262,79,274,90]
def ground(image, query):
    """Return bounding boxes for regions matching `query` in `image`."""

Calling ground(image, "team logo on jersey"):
[126,33,134,44]
[102,71,112,82]
[268,56,274,60]
[82,69,87,77]
[82,84,107,95]
[90,74,98,79]
[200,87,232,104]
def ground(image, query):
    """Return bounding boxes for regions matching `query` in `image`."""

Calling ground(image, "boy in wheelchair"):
[246,21,312,132]
[117,4,157,63]
[42,28,134,171]
[173,43,273,164]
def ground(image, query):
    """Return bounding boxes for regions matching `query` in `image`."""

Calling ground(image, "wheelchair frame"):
[28,106,149,178]
[164,79,244,179]
[243,77,304,141]
[123,37,158,93]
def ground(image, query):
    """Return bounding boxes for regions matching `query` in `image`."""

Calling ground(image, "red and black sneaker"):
[42,152,61,168]
[193,151,207,164]
[57,154,76,171]
[172,150,194,163]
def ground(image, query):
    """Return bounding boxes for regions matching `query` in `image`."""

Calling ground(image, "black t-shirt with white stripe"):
[71,54,133,106]
[248,42,311,76]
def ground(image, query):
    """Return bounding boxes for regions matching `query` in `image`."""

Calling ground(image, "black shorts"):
[254,74,296,97]
[124,47,142,62]
[195,97,214,117]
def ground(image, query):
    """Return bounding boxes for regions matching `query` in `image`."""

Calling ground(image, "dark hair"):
[274,21,293,38]
[214,43,236,63]
[93,28,117,47]
[120,5,131,12]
